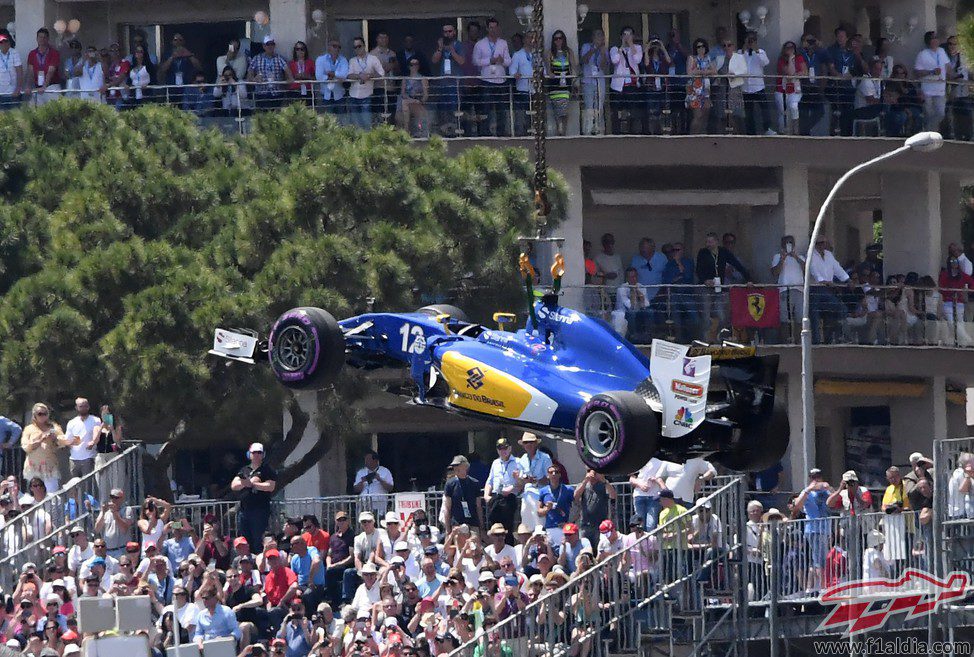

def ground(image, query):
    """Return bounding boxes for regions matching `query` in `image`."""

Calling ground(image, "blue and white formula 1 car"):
[210,293,788,475]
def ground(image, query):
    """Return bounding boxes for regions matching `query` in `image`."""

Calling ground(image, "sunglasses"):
[295,46,306,50]
[35,411,49,417]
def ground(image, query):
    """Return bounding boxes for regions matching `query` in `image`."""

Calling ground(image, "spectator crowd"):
[0,22,969,139]
[0,399,963,657]
[583,230,974,346]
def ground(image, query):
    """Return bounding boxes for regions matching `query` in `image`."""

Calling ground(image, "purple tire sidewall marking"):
[268,311,321,382]
[575,397,626,468]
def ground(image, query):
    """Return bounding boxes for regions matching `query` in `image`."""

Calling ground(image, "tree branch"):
[268,392,309,470]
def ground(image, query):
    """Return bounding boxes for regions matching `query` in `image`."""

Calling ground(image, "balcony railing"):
[16,74,973,141]
[565,282,974,347]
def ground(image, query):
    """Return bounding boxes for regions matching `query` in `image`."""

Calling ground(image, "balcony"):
[28,73,974,142]
[565,283,974,348]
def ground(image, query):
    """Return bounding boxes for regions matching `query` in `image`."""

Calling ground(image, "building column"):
[542,0,579,135]
[941,174,963,254]
[554,160,584,308]
[761,0,806,57]
[890,376,946,462]
[269,0,308,52]
[13,0,54,45]
[753,164,809,283]
[281,390,347,497]
[881,170,941,278]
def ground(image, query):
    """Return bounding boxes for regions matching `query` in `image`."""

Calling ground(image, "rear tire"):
[575,391,659,475]
[711,399,789,472]
[417,304,468,323]
[268,307,344,390]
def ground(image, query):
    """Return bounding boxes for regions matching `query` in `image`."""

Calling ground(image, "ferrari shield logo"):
[747,293,766,322]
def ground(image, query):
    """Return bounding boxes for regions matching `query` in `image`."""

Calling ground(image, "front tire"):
[268,307,344,390]
[575,391,659,475]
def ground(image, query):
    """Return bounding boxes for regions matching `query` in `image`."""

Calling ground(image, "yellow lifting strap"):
[492,312,517,329]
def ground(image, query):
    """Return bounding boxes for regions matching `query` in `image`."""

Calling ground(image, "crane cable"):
[530,0,551,235]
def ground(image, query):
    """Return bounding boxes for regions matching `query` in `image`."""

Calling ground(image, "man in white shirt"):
[78,46,104,104]
[483,437,522,536]
[629,457,665,530]
[0,33,23,110]
[66,398,101,479]
[660,457,716,505]
[914,31,950,131]
[770,235,806,336]
[347,36,384,131]
[739,31,775,135]
[854,57,884,122]
[616,267,651,341]
[508,31,534,137]
[315,40,349,115]
[67,526,93,576]
[472,17,512,137]
[353,451,393,516]
[808,236,850,343]
[594,232,623,282]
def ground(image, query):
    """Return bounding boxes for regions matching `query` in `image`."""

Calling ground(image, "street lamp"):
[799,131,943,478]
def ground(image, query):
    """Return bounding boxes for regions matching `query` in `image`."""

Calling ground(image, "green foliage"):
[960,14,974,65]
[0,101,567,477]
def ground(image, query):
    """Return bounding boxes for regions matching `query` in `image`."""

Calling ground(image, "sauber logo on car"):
[817,569,970,636]
[671,380,703,399]
[466,367,485,390]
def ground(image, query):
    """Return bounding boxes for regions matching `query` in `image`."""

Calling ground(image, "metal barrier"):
[569,282,974,348]
[0,443,144,580]
[447,476,747,657]
[12,74,972,141]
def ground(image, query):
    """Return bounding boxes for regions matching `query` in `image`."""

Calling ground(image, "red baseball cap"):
[271,639,286,647]
[0,35,9,43]
[264,549,281,559]
[233,537,249,547]
[52,546,67,554]
[61,631,79,642]
[599,520,615,533]
[563,523,579,535]
[125,542,140,551]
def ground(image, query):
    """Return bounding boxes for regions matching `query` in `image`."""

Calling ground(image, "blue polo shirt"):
[290,546,325,587]
[538,484,575,530]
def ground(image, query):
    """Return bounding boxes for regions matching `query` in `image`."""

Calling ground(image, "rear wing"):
[650,339,712,439]
[208,328,261,364]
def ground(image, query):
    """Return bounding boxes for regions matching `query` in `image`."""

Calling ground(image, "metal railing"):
[9,73,972,141]
[0,443,144,579]
[568,282,974,348]
[446,475,746,657]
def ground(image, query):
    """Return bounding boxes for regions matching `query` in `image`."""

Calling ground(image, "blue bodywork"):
[338,298,653,434]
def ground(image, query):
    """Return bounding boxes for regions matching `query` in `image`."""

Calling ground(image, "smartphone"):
[786,243,793,253]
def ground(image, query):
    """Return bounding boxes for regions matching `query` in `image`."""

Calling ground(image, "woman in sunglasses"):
[22,403,76,495]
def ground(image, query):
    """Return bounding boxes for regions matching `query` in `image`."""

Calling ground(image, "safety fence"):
[12,74,972,141]
[0,443,144,580]
[447,476,747,657]
[566,282,974,348]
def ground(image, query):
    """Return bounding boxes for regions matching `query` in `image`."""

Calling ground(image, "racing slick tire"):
[575,391,659,475]
[268,307,344,390]
[711,398,789,472]
[417,304,469,323]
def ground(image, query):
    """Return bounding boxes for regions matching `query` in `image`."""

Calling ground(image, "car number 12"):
[399,323,426,354]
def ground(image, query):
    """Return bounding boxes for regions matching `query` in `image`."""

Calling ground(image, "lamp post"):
[799,131,943,478]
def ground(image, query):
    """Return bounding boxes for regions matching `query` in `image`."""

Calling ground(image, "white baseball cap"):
[248,442,264,454]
